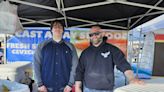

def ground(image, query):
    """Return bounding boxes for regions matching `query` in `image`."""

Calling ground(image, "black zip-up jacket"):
[75,41,132,90]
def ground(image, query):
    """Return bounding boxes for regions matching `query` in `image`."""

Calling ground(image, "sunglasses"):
[89,32,101,37]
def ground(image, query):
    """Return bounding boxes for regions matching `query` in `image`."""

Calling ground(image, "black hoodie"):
[75,41,131,90]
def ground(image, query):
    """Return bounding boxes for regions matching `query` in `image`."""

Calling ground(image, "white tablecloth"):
[114,77,164,92]
[114,84,164,92]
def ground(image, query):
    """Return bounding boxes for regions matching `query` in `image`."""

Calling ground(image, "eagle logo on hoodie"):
[101,51,110,58]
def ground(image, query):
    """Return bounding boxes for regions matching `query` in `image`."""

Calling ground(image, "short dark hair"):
[50,20,64,30]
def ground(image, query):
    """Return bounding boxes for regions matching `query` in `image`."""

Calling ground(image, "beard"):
[91,37,103,46]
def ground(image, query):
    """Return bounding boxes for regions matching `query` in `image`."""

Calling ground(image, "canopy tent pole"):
[9,0,63,15]
[3,34,7,64]
[130,0,163,28]
[116,0,164,11]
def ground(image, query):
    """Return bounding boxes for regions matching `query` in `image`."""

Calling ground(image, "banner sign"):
[155,34,164,42]
[7,27,127,62]
[6,27,70,62]
[70,28,128,56]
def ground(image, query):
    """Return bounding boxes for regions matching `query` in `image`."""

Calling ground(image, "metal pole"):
[3,34,7,64]
[125,18,131,85]
[136,27,142,78]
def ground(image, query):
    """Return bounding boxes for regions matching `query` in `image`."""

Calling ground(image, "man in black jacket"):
[75,25,144,92]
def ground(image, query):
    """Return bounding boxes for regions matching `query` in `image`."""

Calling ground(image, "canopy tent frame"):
[7,0,164,30]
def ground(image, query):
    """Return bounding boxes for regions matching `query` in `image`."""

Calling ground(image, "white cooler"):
[0,62,32,82]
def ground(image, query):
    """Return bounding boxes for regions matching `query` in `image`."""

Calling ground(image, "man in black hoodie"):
[75,25,144,92]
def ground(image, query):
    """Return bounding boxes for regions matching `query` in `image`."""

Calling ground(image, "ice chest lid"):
[0,62,31,73]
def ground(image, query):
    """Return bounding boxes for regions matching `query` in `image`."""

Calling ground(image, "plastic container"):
[0,79,30,92]
[0,62,32,82]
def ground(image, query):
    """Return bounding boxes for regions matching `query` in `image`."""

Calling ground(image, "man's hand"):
[38,85,48,92]
[129,78,144,84]
[124,70,144,85]
[75,81,82,92]
[75,87,82,92]
[64,85,72,92]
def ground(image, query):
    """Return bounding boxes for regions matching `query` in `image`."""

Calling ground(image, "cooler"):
[0,62,32,82]
[0,79,30,92]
